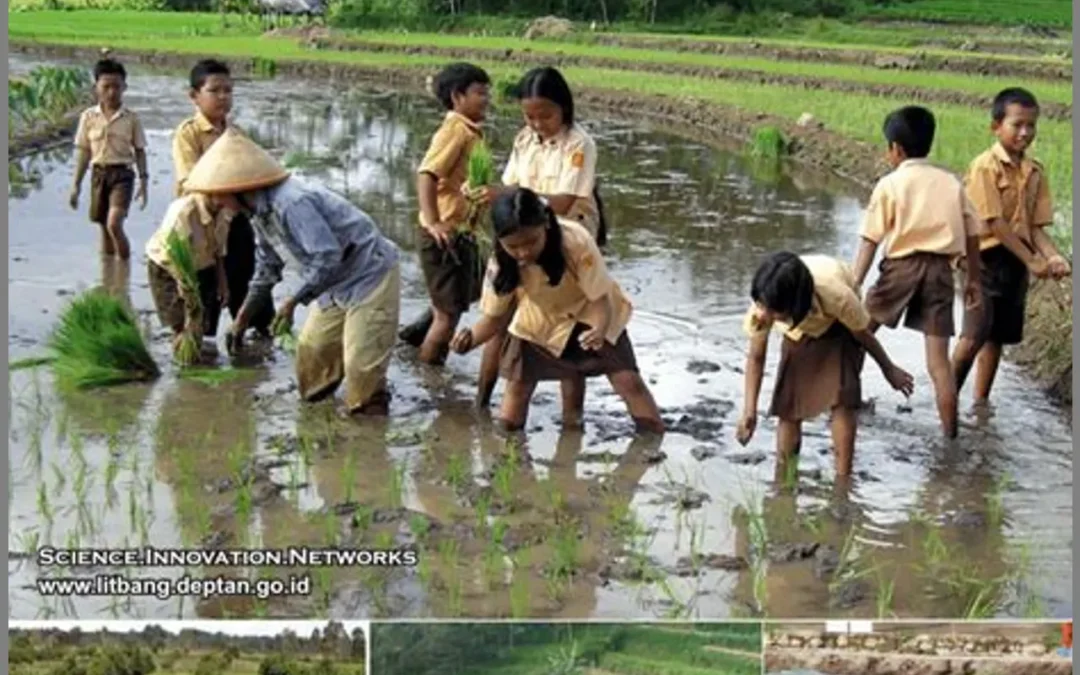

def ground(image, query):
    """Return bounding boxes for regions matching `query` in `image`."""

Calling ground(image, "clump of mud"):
[1012,279,1073,406]
[524,16,574,40]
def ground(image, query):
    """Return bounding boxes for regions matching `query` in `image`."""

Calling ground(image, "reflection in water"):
[5,54,1072,620]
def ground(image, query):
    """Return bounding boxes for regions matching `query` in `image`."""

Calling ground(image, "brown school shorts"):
[418,229,482,316]
[769,321,865,422]
[864,252,956,337]
[147,261,223,337]
[500,323,640,382]
[960,245,1030,345]
[89,164,135,226]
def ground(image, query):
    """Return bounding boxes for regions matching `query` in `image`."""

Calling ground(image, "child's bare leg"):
[606,370,664,433]
[560,376,586,430]
[830,406,857,477]
[98,223,116,256]
[418,307,458,365]
[950,334,983,394]
[105,207,130,260]
[498,378,537,432]
[972,342,1003,403]
[925,335,958,438]
[776,418,801,462]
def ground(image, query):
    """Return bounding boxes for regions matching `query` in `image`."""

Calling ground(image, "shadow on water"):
[6,54,1072,619]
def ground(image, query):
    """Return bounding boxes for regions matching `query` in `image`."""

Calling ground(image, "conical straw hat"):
[184,128,290,194]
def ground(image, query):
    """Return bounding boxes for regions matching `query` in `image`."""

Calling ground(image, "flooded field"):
[7,54,1072,620]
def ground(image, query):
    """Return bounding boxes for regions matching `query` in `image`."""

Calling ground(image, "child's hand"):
[884,364,915,397]
[735,412,757,446]
[450,327,474,354]
[69,187,80,210]
[462,184,496,205]
[1048,255,1071,279]
[578,326,604,351]
[963,278,981,309]
[1028,256,1050,279]
[423,222,453,249]
[136,181,148,210]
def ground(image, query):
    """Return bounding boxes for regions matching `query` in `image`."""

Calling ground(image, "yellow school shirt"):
[479,221,632,357]
[145,194,227,274]
[74,105,147,166]
[742,255,871,342]
[965,142,1054,251]
[416,111,483,229]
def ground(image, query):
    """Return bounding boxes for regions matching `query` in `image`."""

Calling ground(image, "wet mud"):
[8,108,84,161]
[296,36,1073,121]
[7,53,1073,621]
[577,34,1072,82]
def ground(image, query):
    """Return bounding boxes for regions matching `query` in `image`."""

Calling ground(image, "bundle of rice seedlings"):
[164,230,203,367]
[463,140,497,276]
[273,321,298,355]
[47,290,159,390]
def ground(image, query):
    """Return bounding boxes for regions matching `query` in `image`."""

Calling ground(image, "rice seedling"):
[444,452,468,491]
[342,448,357,505]
[354,504,374,533]
[492,462,515,511]
[747,125,789,161]
[164,231,203,367]
[387,461,405,508]
[481,538,502,589]
[10,355,55,371]
[446,576,465,617]
[417,551,434,586]
[474,491,492,532]
[8,65,91,141]
[875,568,896,618]
[47,289,159,389]
[548,523,581,580]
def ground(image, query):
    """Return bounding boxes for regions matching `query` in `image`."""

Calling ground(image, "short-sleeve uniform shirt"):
[74,105,147,166]
[416,111,483,229]
[964,142,1054,251]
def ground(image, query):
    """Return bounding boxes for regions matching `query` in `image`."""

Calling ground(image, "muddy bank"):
[9,39,1071,405]
[764,650,1072,674]
[767,629,1061,656]
[1010,279,1074,406]
[579,34,1072,82]
[295,36,1072,121]
[8,106,84,161]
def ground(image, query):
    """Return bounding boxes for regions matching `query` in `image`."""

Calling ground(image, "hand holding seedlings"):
[450,327,475,354]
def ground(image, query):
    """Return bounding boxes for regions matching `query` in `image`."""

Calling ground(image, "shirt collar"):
[531,124,572,147]
[447,111,482,134]
[194,110,225,134]
[898,157,930,169]
[991,140,1037,172]
[93,104,128,120]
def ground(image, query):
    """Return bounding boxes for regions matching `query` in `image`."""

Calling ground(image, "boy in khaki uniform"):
[951,88,1071,408]
[172,58,275,339]
[69,59,148,260]
[399,62,491,365]
[852,105,983,439]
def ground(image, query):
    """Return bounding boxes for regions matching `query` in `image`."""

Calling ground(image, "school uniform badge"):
[570,150,585,169]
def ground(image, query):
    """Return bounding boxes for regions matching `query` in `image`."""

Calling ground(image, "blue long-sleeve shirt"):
[244,177,399,309]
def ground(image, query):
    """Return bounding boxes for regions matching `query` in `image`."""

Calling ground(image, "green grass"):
[860,0,1072,28]
[8,10,1074,219]
[599,651,757,675]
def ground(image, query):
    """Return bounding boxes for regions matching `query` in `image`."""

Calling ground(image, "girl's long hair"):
[511,66,574,126]
[491,187,566,295]
[750,251,815,326]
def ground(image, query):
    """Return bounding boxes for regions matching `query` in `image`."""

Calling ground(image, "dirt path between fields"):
[299,36,1072,121]
[765,648,1072,674]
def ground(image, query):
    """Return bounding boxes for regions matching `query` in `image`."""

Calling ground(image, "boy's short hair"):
[432,62,490,111]
[992,87,1039,121]
[750,251,815,327]
[883,105,935,159]
[190,59,231,90]
[93,58,127,82]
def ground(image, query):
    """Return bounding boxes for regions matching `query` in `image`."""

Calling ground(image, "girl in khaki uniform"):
[450,188,662,434]
[474,67,606,426]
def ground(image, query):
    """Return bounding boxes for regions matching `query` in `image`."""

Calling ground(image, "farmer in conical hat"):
[184,128,402,416]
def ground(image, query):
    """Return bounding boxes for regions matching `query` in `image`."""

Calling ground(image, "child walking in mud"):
[736,252,915,477]
[184,129,402,416]
[69,58,148,260]
[173,58,275,340]
[951,87,1071,411]
[145,192,229,361]
[851,105,984,439]
[399,62,491,366]
[449,188,663,434]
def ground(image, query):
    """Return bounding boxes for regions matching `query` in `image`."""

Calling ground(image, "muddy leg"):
[972,342,1003,404]
[560,376,586,430]
[399,308,434,348]
[419,307,459,365]
[830,406,857,477]
[98,224,116,256]
[606,370,665,434]
[105,206,130,260]
[950,334,982,395]
[925,335,958,438]
[776,418,801,462]
[498,378,537,432]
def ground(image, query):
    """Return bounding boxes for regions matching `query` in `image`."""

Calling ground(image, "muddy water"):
[7,54,1072,620]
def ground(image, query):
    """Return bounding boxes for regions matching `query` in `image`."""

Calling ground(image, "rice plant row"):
[8,65,91,141]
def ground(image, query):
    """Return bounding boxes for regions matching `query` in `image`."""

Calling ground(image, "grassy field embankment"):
[8,8,1073,401]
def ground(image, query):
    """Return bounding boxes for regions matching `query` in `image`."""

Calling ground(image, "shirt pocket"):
[89,126,108,147]
[995,174,1021,223]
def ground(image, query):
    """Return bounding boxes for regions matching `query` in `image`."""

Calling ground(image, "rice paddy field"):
[5,6,1074,624]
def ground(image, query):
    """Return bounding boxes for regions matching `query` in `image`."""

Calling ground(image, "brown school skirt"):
[960,244,1030,345]
[769,321,864,422]
[418,229,482,315]
[864,252,956,337]
[147,261,223,337]
[500,323,640,382]
[89,164,135,226]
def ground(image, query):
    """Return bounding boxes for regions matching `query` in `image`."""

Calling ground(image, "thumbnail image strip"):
[8,619,368,674]
[372,621,763,674]
[764,619,1073,674]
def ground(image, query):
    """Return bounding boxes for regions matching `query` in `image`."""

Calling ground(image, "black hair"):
[490,187,566,295]
[750,251,815,327]
[991,87,1039,122]
[433,62,490,111]
[93,59,126,82]
[190,59,231,91]
[882,106,935,159]
[513,66,574,127]
[593,184,608,248]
